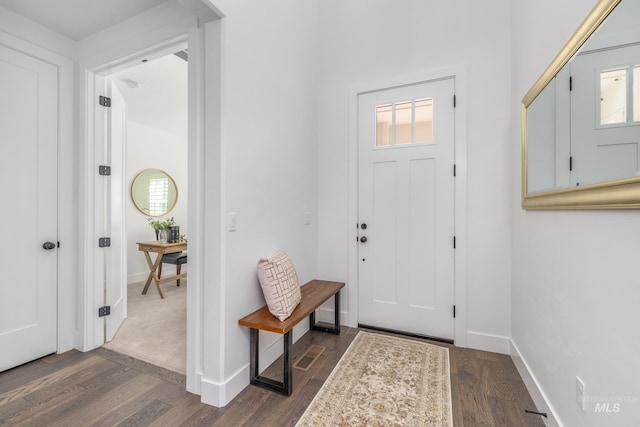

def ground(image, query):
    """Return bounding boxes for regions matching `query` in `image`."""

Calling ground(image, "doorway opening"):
[102,47,189,375]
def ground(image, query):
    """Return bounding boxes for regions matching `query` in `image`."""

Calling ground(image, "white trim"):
[186,20,206,397]
[201,322,311,407]
[316,307,349,326]
[127,272,152,285]
[127,265,182,285]
[511,339,563,427]
[466,331,511,355]
[0,29,77,355]
[193,16,224,401]
[201,364,248,408]
[347,66,469,347]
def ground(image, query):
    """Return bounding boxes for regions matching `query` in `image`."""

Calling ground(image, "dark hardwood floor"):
[0,327,545,426]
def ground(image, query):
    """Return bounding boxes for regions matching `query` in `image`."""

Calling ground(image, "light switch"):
[228,212,237,232]
[304,213,311,226]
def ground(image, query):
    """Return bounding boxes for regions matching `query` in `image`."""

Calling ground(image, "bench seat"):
[238,279,344,395]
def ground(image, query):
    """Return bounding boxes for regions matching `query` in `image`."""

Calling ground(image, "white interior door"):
[106,80,128,341]
[0,45,58,371]
[570,45,640,186]
[358,78,455,340]
[94,75,128,342]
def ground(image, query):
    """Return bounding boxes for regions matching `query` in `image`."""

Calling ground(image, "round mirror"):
[131,169,178,216]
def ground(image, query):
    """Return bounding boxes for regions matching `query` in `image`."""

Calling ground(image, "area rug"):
[296,332,452,427]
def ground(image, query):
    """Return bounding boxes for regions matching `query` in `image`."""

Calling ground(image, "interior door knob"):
[360,236,367,243]
[361,223,367,230]
[43,242,56,250]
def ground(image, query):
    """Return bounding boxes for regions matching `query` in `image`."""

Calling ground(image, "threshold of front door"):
[358,324,454,345]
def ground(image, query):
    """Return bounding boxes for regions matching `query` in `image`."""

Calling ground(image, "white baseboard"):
[200,363,249,408]
[127,271,150,284]
[316,307,348,326]
[510,339,562,427]
[466,331,511,354]
[200,322,312,407]
[127,266,181,284]
[187,370,202,396]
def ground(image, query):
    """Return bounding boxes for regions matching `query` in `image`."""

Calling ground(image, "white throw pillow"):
[256,251,302,321]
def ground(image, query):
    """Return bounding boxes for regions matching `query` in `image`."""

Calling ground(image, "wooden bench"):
[238,279,344,396]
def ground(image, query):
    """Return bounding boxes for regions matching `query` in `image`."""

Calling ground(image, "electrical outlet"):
[576,376,586,411]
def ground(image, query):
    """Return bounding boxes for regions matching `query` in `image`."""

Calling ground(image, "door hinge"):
[569,156,573,171]
[98,237,111,248]
[569,76,573,91]
[98,306,111,317]
[453,236,456,249]
[99,95,111,107]
[453,164,456,177]
[99,165,111,176]
[453,305,456,318]
[453,95,456,108]
[57,241,60,248]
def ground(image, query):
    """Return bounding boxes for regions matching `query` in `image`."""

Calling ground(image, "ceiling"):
[0,0,188,135]
[111,53,188,137]
[0,0,169,40]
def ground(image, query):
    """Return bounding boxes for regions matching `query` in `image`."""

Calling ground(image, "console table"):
[137,240,187,298]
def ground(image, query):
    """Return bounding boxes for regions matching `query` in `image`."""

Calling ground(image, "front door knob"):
[42,242,56,250]
[360,236,367,243]
[361,223,367,230]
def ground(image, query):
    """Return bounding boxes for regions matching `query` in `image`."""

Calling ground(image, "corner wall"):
[511,0,640,425]
[316,0,513,352]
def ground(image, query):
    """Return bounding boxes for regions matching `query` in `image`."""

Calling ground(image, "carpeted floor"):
[103,278,186,374]
[296,331,452,426]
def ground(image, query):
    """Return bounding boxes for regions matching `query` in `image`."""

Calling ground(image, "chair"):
[157,252,188,286]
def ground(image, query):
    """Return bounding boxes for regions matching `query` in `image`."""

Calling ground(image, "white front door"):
[358,78,455,340]
[0,45,58,371]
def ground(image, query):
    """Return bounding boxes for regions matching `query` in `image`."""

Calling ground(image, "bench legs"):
[250,328,292,396]
[310,291,340,335]
[248,291,341,396]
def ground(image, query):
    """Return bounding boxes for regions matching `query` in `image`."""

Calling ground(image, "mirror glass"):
[131,169,178,216]
[523,0,640,209]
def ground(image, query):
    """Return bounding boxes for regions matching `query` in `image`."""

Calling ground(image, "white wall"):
[511,0,640,425]
[125,120,188,283]
[316,0,512,351]
[0,5,76,59]
[211,0,320,401]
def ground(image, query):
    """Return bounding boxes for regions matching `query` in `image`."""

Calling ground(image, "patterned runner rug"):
[296,331,452,426]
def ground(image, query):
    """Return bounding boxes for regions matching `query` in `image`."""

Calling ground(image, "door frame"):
[78,6,224,398]
[348,66,468,347]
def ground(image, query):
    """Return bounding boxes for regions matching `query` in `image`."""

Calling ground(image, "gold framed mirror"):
[522,0,640,209]
[131,169,178,216]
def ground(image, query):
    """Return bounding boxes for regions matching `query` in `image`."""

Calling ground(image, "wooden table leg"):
[141,251,165,298]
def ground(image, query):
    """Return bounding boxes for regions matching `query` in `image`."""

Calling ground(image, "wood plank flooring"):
[0,327,545,426]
